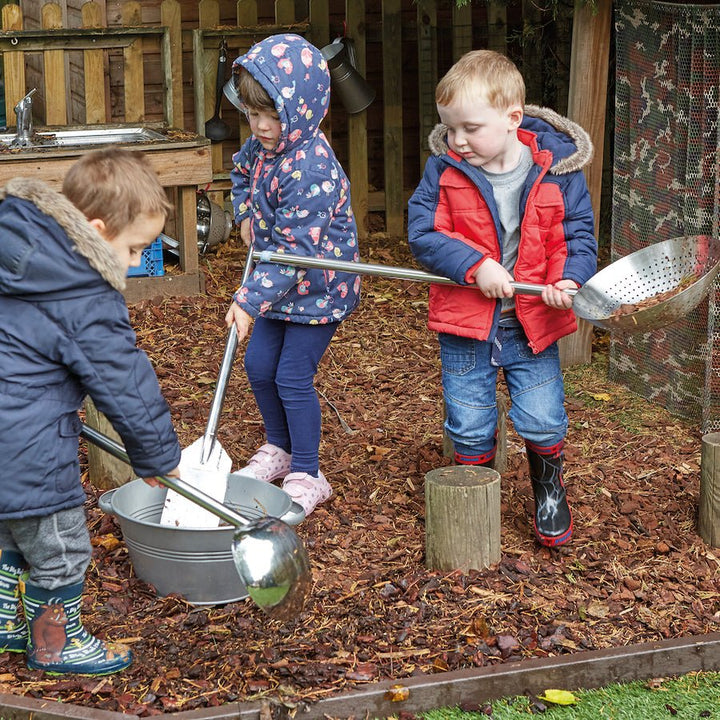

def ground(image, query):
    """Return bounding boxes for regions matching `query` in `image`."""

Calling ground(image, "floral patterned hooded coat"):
[229,34,361,324]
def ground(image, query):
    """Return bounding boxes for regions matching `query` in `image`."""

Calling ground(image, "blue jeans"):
[439,327,568,459]
[244,317,337,475]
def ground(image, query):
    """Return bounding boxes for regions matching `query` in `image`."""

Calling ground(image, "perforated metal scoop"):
[253,234,720,335]
[559,234,720,332]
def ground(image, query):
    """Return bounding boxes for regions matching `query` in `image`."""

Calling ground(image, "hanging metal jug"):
[223,67,243,112]
[320,37,375,114]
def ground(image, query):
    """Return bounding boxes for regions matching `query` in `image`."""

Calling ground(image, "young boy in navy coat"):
[0,149,181,673]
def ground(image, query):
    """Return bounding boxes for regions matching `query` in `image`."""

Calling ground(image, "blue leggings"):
[244,317,337,475]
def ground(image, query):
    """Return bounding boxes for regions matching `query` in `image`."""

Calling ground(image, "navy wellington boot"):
[0,550,28,652]
[21,579,132,675]
[526,442,573,547]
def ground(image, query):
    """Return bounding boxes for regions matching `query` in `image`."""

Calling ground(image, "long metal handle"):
[251,251,578,296]
[199,245,255,464]
[80,423,251,528]
[199,326,237,464]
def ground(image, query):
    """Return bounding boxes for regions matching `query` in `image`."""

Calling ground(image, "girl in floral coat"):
[225,34,361,515]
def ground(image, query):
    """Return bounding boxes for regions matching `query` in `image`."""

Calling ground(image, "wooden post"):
[425,465,501,571]
[122,2,145,123]
[700,432,720,547]
[199,0,221,172]
[84,398,135,490]
[559,0,611,367]
[346,0,369,239]
[416,0,438,171]
[2,3,25,122]
[161,0,184,129]
[42,3,67,126]
[82,1,107,124]
[382,0,404,237]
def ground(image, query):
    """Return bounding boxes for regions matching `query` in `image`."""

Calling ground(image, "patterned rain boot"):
[21,579,132,675]
[526,441,573,547]
[0,549,28,653]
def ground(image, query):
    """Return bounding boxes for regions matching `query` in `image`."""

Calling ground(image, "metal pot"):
[196,191,233,254]
[99,472,304,606]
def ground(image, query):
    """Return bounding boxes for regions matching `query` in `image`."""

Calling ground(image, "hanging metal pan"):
[252,234,720,334]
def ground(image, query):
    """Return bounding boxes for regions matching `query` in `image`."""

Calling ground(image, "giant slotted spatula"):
[160,247,252,527]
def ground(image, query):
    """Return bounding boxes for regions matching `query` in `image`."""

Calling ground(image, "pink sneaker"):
[239,444,291,483]
[282,471,332,515]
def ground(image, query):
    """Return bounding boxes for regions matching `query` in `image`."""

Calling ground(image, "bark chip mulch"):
[1,231,717,715]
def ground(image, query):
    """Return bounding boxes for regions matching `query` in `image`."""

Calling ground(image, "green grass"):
[415,672,720,719]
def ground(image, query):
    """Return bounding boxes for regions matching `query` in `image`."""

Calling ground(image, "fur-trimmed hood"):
[0,177,126,296]
[428,104,593,175]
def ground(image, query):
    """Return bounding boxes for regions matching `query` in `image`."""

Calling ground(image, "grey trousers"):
[0,506,91,589]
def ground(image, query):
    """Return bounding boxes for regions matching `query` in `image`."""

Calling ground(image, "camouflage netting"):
[612,1,720,432]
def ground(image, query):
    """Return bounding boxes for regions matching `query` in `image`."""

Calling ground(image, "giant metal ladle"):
[204,39,231,143]
[80,423,311,620]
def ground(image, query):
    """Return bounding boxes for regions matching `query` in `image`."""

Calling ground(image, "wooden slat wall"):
[6,1,580,239]
[42,2,66,124]
[81,2,106,123]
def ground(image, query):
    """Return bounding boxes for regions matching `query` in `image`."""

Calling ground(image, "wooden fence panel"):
[82,1,106,123]
[346,0,369,238]
[42,2,67,124]
[5,0,582,243]
[2,4,26,122]
[160,0,183,129]
[382,0,403,237]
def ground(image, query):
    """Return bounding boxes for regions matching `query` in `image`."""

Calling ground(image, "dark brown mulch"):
[1,230,717,715]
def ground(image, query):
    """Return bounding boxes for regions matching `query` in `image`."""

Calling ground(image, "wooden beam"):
[346,0,369,239]
[559,0,612,367]
[382,0,403,236]
[42,3,67,125]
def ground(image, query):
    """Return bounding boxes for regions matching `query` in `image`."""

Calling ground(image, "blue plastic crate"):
[127,237,165,277]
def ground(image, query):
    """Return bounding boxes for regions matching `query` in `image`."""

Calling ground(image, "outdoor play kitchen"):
[1,1,720,719]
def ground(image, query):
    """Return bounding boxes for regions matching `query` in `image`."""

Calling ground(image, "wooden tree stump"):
[699,432,720,547]
[425,465,501,571]
[442,391,507,474]
[84,398,135,490]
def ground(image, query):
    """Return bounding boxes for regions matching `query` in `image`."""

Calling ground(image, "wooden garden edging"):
[2,633,719,719]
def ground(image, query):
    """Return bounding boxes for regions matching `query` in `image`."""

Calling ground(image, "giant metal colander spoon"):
[252,234,720,334]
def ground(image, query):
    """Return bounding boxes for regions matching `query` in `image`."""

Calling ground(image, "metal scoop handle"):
[199,244,255,464]
[250,251,578,296]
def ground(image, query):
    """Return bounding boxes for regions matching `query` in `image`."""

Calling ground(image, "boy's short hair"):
[236,67,275,111]
[62,148,171,239]
[436,50,525,111]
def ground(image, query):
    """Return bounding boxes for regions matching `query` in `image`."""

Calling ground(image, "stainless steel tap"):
[11,89,36,147]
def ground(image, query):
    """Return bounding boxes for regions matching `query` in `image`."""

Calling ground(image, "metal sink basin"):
[0,126,166,148]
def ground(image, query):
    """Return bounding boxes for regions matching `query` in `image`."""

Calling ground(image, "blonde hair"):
[436,50,525,111]
[62,148,171,239]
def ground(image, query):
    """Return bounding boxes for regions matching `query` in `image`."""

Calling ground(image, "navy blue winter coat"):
[0,178,180,520]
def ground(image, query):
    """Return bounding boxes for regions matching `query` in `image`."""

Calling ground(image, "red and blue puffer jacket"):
[408,105,598,353]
